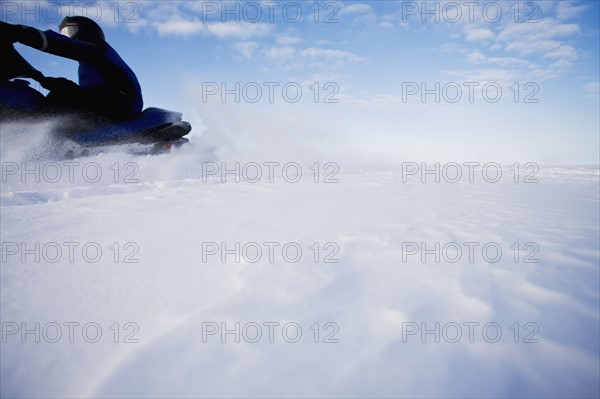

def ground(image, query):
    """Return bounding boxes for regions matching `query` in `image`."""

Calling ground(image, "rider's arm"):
[38,29,101,61]
[7,23,99,62]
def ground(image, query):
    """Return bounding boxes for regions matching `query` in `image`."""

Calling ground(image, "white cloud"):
[583,82,599,95]
[205,22,271,39]
[556,1,589,20]
[340,3,374,15]
[439,43,464,53]
[264,46,296,60]
[466,51,486,63]
[544,45,578,60]
[339,2,377,25]
[504,39,577,59]
[464,28,495,42]
[466,51,534,68]
[546,59,574,72]
[498,18,580,44]
[300,48,364,63]
[495,18,581,68]
[276,35,303,46]
[233,41,259,59]
[444,67,524,84]
[151,17,204,37]
[257,46,365,73]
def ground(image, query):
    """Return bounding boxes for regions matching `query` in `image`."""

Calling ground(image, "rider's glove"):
[40,77,80,93]
[0,21,20,43]
[0,22,46,49]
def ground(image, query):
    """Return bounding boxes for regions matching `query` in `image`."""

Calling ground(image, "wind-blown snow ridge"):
[1,157,598,398]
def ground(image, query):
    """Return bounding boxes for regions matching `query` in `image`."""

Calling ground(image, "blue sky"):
[3,1,599,164]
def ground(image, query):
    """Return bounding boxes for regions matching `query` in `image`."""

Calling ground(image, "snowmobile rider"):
[0,17,143,118]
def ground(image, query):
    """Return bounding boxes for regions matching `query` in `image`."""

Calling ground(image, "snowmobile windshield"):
[60,25,79,38]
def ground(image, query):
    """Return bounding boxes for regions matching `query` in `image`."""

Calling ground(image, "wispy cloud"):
[233,41,259,59]
[339,2,378,25]
[205,22,271,39]
[466,51,535,68]
[555,1,589,20]
[276,35,303,46]
[583,82,599,96]
[443,5,586,86]
[151,17,204,37]
[464,28,495,42]
[340,3,374,15]
[300,48,365,63]
[496,18,580,58]
[264,46,296,60]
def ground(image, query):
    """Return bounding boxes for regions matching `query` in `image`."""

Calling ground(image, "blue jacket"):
[39,29,143,115]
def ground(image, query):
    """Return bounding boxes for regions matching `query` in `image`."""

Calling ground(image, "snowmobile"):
[1,44,191,159]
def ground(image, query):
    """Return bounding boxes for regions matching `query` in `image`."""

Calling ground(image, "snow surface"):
[0,124,599,398]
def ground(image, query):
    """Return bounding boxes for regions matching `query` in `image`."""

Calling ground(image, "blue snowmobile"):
[1,18,191,158]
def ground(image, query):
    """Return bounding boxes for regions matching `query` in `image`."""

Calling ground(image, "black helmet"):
[59,16,105,43]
